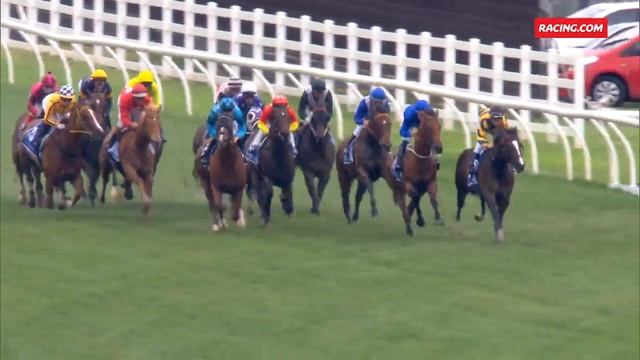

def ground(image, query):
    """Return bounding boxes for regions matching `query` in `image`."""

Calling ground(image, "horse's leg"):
[122,163,150,215]
[427,181,444,225]
[34,170,45,207]
[302,171,319,215]
[262,180,274,226]
[280,183,294,217]
[71,174,85,206]
[456,187,468,222]
[84,158,99,207]
[411,194,426,228]
[357,168,378,218]
[316,172,330,213]
[338,175,354,224]
[475,196,486,222]
[231,190,246,228]
[25,167,36,208]
[123,179,134,200]
[100,161,112,204]
[16,167,26,205]
[57,182,68,211]
[210,185,224,232]
[352,181,367,223]
[482,192,502,243]
[495,192,510,243]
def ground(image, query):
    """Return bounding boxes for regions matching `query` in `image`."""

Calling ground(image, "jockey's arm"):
[27,84,41,115]
[151,83,161,106]
[287,107,300,132]
[207,106,219,127]
[399,112,415,141]
[258,105,272,134]
[119,95,134,128]
[233,107,247,138]
[297,91,309,119]
[254,96,264,110]
[325,91,334,118]
[43,100,61,126]
[354,99,368,125]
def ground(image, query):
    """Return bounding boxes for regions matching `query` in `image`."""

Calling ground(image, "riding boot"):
[29,123,50,156]
[467,153,481,187]
[344,135,356,164]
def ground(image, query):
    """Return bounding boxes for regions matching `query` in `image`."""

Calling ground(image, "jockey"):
[297,78,334,122]
[467,106,509,187]
[216,77,243,103]
[27,72,59,123]
[343,87,390,163]
[104,84,151,153]
[127,69,160,106]
[234,81,264,122]
[24,85,76,155]
[199,96,246,165]
[246,94,299,164]
[395,99,434,178]
[78,68,113,128]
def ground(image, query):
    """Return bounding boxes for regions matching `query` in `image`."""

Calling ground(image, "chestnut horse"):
[386,109,443,236]
[99,103,162,216]
[455,127,525,243]
[336,112,392,223]
[245,106,296,226]
[295,109,335,215]
[195,115,247,231]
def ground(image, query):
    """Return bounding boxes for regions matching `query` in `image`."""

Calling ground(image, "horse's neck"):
[487,148,512,180]
[267,135,291,162]
[51,130,82,154]
[413,127,432,155]
[132,123,152,150]
[218,141,241,159]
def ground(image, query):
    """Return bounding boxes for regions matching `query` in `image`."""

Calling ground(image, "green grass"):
[1,50,639,359]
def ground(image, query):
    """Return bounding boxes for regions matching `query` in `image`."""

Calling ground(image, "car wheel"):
[591,75,627,107]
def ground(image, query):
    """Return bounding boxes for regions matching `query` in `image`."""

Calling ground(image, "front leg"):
[427,180,443,225]
[122,163,150,216]
[71,174,85,206]
[356,167,377,218]
[475,196,486,222]
[352,181,367,223]
[481,191,502,243]
[302,171,319,215]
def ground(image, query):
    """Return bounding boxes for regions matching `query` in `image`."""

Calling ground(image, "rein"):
[406,146,435,159]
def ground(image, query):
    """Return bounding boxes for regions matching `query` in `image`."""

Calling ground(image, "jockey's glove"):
[258,122,269,134]
[289,122,299,132]
[56,123,66,130]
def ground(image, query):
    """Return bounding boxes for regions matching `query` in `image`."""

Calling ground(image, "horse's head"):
[268,105,290,139]
[417,109,443,155]
[309,109,330,142]
[215,114,236,147]
[494,127,525,173]
[368,113,392,152]
[140,103,162,143]
[89,92,108,116]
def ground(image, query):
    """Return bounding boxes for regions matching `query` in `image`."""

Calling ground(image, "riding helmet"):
[311,79,326,91]
[42,72,57,88]
[272,94,288,106]
[91,68,108,80]
[228,77,243,89]
[220,97,236,111]
[241,81,258,94]
[415,99,431,111]
[132,84,148,98]
[137,70,154,83]
[370,87,386,100]
[59,85,75,99]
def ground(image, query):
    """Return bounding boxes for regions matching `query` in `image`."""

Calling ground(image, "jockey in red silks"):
[104,84,151,155]
[26,72,59,124]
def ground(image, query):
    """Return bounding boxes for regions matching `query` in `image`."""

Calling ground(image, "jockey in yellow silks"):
[127,70,161,106]
[25,85,77,155]
[467,105,509,187]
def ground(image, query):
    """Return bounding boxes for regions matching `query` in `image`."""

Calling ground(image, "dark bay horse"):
[336,112,392,223]
[455,127,525,243]
[40,106,105,209]
[295,109,335,215]
[99,103,163,216]
[245,106,296,226]
[386,110,443,236]
[78,92,108,206]
[13,114,44,207]
[195,116,247,231]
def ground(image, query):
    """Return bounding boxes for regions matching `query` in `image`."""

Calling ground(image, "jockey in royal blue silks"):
[78,68,113,129]
[199,96,246,167]
[394,99,437,179]
[233,81,264,126]
[343,87,390,164]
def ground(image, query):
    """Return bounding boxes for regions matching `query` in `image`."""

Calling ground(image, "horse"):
[295,109,335,215]
[336,112,392,223]
[454,127,525,243]
[99,103,163,216]
[194,116,247,231]
[245,106,296,226]
[12,114,44,207]
[78,92,109,207]
[386,109,443,236]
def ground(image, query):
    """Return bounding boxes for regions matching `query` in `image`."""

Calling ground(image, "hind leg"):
[456,187,468,221]
[280,183,294,217]
[210,185,224,231]
[303,171,319,215]
[17,171,27,205]
[122,164,151,215]
[352,181,367,223]
[338,174,354,224]
[316,172,330,214]
[25,168,36,208]
[44,177,55,209]
[71,174,85,206]
[475,196,486,222]
[57,183,68,211]
[34,171,45,207]
[427,181,444,225]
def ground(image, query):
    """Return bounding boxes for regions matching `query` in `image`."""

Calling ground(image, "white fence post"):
[207,2,218,82]
[274,11,287,92]
[347,22,358,105]
[299,15,311,87]
[573,56,586,147]
[161,0,172,76]
[546,48,560,143]
[184,0,195,76]
[395,28,407,107]
[229,5,241,77]
[419,32,431,103]
[93,0,104,59]
[116,0,127,63]
[251,8,265,91]
[443,34,456,130]
[323,19,335,92]
[468,38,480,130]
[519,45,532,130]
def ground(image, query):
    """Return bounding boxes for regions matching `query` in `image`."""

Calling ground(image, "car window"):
[620,41,640,57]
[607,9,640,25]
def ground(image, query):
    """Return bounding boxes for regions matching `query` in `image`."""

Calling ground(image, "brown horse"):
[99,103,162,216]
[386,109,443,236]
[245,106,296,226]
[295,109,335,215]
[12,114,44,207]
[336,112,392,223]
[78,92,108,207]
[195,116,247,231]
[455,127,525,243]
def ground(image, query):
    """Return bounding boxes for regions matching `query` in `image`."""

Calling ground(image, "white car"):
[548,2,639,52]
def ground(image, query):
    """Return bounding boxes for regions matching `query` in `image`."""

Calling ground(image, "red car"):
[560,36,640,106]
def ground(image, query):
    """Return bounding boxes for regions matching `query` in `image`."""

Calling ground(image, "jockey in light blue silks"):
[343,87,390,164]
[199,96,246,167]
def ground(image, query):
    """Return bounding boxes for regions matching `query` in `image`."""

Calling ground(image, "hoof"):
[416,217,426,227]
[310,207,320,215]
[124,188,134,200]
[496,228,505,243]
[371,208,379,218]
[28,198,36,208]
[351,214,359,223]
[18,193,26,205]
[474,214,484,222]
[66,198,74,208]
[236,210,246,228]
[221,219,229,229]
[247,207,254,216]
[58,203,67,211]
[212,223,221,232]
[435,218,445,226]
[109,186,120,201]
[406,226,414,236]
